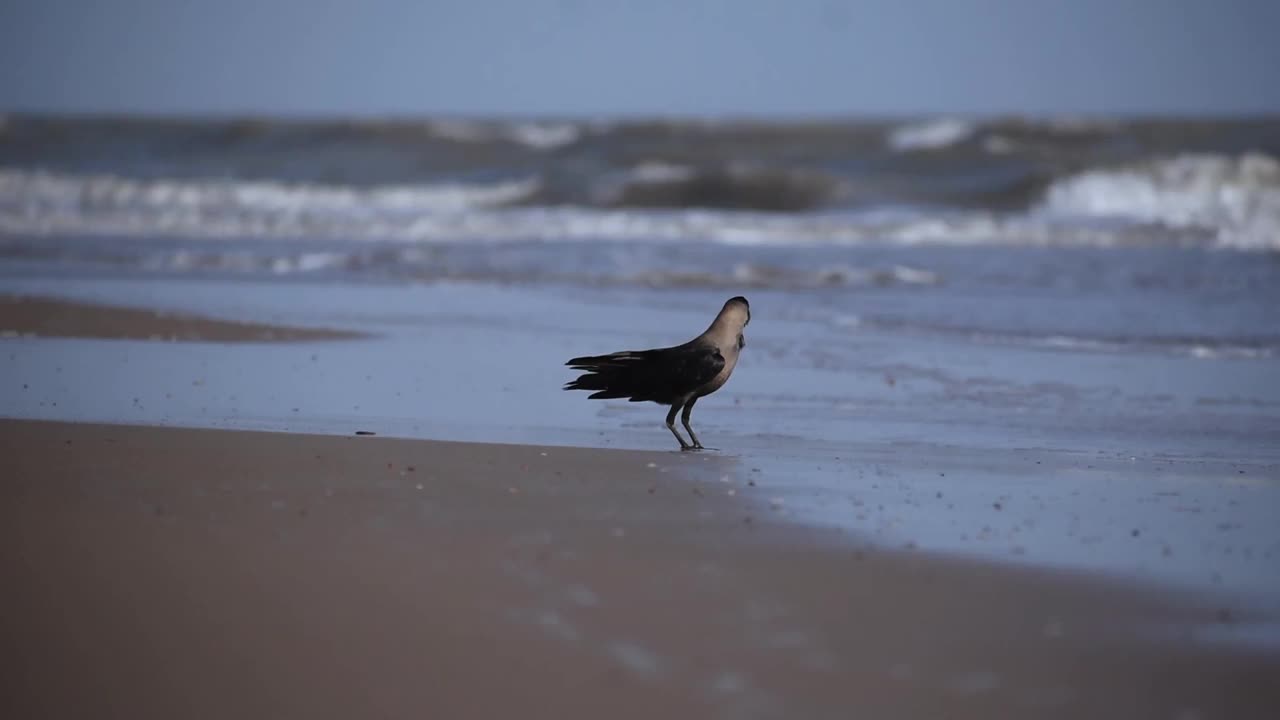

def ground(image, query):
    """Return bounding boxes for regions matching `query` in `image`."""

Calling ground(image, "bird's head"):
[711,296,751,349]
[732,294,747,325]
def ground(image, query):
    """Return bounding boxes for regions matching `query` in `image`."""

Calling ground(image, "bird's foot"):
[680,443,716,452]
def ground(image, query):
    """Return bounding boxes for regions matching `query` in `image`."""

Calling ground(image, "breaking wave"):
[1040,153,1280,251]
[0,233,946,291]
[826,315,1277,360]
[0,169,540,237]
[1,153,1278,251]
[427,120,582,150]
[596,162,842,211]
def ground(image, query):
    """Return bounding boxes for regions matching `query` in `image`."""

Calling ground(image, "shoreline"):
[5,418,1278,718]
[0,293,365,342]
[6,412,1279,610]
[4,278,1278,601]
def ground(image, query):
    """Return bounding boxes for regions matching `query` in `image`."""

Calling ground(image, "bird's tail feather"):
[563,351,660,401]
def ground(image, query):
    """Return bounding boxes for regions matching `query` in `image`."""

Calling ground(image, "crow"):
[565,296,750,450]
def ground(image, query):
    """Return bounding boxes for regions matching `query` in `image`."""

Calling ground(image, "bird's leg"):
[665,404,692,450]
[681,397,706,450]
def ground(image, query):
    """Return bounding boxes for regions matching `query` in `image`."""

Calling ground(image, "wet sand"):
[4,419,1278,719]
[0,293,364,342]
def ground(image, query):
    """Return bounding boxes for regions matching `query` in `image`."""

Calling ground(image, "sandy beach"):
[2,242,1278,719]
[5,418,1279,720]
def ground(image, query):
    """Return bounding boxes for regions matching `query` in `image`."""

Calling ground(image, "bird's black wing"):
[564,341,724,404]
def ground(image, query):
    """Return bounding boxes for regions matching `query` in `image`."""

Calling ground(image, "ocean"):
[2,114,1278,603]
[3,115,1279,355]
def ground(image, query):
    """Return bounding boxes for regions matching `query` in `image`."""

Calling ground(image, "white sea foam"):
[1040,153,1280,250]
[0,169,540,234]
[626,161,698,184]
[887,118,975,152]
[621,262,943,290]
[0,166,1274,251]
[429,120,580,150]
[505,122,581,150]
[587,161,698,205]
[1033,335,1271,359]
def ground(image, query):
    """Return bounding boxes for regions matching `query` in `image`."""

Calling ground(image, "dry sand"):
[0,294,364,342]
[4,419,1277,719]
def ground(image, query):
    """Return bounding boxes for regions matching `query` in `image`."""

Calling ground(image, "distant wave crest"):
[887,118,976,152]
[428,120,581,150]
[0,169,540,236]
[1040,153,1280,250]
[597,163,842,211]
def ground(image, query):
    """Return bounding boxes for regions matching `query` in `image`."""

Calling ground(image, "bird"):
[564,296,750,450]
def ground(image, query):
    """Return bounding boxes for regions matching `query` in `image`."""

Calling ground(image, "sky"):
[1,0,1278,117]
